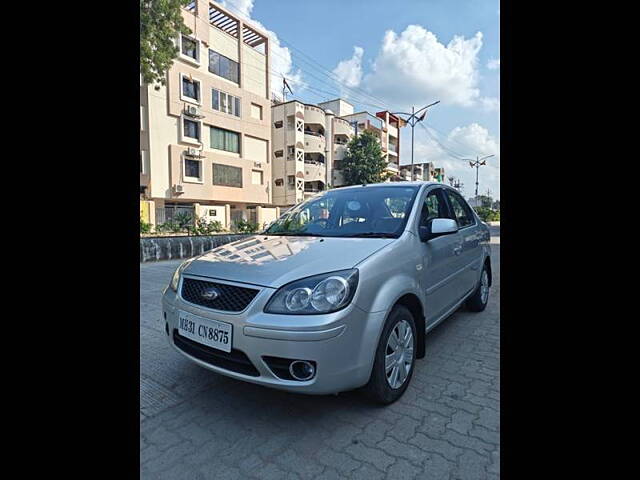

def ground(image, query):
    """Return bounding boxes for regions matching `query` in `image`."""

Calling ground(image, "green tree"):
[140,0,192,87]
[341,130,390,185]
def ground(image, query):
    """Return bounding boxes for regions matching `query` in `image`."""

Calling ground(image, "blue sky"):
[218,0,500,199]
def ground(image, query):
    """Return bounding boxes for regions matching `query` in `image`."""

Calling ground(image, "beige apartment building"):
[140,0,278,229]
[339,110,403,180]
[271,100,355,206]
[398,163,446,182]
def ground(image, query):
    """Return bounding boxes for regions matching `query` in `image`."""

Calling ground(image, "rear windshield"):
[265,186,420,238]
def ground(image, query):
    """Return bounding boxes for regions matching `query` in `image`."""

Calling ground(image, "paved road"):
[140,241,500,479]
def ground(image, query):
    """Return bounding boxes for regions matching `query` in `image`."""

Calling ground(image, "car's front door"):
[444,189,483,295]
[418,187,464,326]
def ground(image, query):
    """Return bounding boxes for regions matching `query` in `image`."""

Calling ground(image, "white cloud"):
[363,25,484,109]
[402,123,500,198]
[332,46,364,89]
[218,0,304,98]
[480,96,500,112]
[487,58,500,70]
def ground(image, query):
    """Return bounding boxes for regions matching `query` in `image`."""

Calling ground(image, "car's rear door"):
[417,186,464,325]
[443,189,483,295]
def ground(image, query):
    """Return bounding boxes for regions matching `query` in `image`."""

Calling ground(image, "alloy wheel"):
[385,319,414,389]
[480,270,489,304]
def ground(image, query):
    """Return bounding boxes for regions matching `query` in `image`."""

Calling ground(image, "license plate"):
[177,311,232,353]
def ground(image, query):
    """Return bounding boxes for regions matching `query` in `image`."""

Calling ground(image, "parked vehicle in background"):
[162,182,491,403]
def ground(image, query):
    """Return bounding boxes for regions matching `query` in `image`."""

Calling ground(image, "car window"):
[419,189,448,226]
[265,186,420,238]
[445,190,475,228]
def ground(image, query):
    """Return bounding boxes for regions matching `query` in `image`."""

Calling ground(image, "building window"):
[275,178,284,186]
[274,150,283,158]
[182,118,201,142]
[180,74,201,104]
[210,127,240,153]
[180,35,200,63]
[274,120,283,128]
[251,170,263,185]
[213,164,243,188]
[209,49,239,83]
[209,209,217,216]
[251,103,263,120]
[184,158,202,182]
[140,106,146,131]
[212,89,241,117]
[140,150,148,174]
[287,175,295,189]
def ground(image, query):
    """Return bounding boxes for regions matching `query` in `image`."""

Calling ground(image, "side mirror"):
[419,218,459,242]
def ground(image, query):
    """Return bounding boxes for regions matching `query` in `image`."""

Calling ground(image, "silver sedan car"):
[161,182,491,404]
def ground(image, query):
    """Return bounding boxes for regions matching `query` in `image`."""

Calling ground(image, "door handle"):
[453,245,462,255]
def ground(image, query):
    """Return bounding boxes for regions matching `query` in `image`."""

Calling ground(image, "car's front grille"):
[181,277,259,312]
[173,330,260,377]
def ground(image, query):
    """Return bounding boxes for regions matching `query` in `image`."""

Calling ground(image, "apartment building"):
[338,109,403,182]
[271,100,355,206]
[140,0,278,229]
[398,163,446,182]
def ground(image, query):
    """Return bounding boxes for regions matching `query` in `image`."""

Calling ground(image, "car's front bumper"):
[161,283,387,395]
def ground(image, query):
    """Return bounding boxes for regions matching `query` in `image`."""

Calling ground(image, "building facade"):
[140,0,278,229]
[338,110,402,181]
[271,100,355,206]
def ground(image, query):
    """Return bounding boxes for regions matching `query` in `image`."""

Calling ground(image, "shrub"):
[232,218,259,233]
[192,216,224,235]
[140,218,152,234]
[474,206,500,222]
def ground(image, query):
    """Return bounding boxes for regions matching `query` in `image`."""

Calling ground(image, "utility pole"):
[463,155,494,198]
[391,101,440,180]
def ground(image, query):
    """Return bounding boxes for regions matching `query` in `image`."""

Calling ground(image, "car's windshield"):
[265,186,420,238]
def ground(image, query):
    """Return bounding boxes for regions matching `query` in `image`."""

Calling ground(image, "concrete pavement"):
[140,241,500,479]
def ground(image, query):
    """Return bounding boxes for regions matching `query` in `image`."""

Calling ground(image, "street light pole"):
[410,106,415,179]
[463,155,494,198]
[391,101,440,181]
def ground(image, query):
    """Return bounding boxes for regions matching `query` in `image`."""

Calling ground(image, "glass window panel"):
[184,119,199,139]
[220,93,227,113]
[211,127,225,150]
[213,164,243,187]
[209,50,220,75]
[212,89,219,110]
[185,159,200,178]
[226,131,239,153]
[235,97,241,117]
[181,36,197,59]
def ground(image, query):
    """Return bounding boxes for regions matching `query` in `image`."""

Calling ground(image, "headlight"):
[169,258,195,292]
[265,269,358,315]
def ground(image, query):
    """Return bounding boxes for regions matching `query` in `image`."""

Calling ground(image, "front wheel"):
[466,263,490,312]
[363,305,417,404]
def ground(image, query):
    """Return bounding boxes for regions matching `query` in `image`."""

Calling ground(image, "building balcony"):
[304,162,326,182]
[386,162,399,172]
[333,119,354,137]
[303,105,326,127]
[304,132,325,153]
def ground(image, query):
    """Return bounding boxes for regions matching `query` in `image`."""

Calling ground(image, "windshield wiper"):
[267,232,327,237]
[342,232,398,238]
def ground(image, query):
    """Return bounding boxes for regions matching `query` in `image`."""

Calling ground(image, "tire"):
[466,263,490,312]
[363,305,417,405]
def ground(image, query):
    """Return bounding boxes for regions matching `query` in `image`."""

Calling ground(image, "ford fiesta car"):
[161,182,491,404]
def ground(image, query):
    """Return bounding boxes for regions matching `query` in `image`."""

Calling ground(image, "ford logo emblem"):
[201,287,220,300]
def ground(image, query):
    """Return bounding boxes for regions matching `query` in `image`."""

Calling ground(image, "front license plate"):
[177,311,232,353]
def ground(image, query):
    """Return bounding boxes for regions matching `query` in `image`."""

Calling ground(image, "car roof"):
[332,181,444,190]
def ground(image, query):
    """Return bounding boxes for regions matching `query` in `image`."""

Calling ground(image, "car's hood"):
[184,235,394,288]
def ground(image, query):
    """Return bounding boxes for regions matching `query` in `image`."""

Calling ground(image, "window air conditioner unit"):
[173,184,184,194]
[187,147,199,157]
[185,105,200,117]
